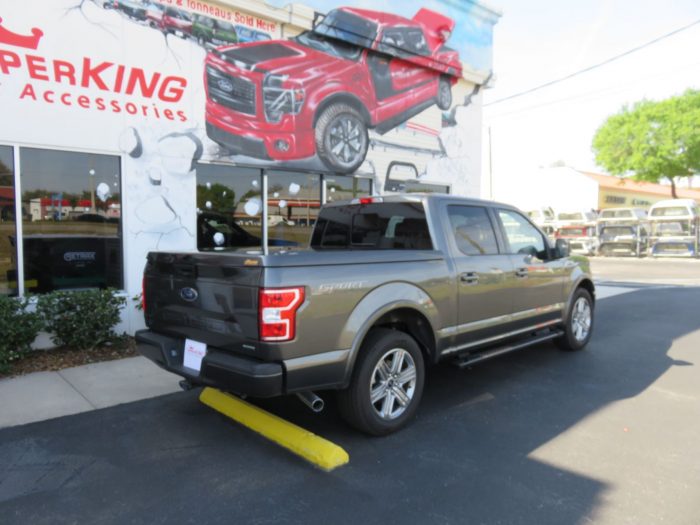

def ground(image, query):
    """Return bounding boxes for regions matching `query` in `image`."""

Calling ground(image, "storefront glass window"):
[0,146,17,295]
[325,175,372,203]
[266,171,321,248]
[20,148,123,293]
[195,164,263,251]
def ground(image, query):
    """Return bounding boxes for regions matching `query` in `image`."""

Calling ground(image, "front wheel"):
[338,328,425,436]
[315,103,368,174]
[556,288,594,351]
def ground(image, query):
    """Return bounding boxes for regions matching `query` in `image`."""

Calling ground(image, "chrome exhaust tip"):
[296,391,324,413]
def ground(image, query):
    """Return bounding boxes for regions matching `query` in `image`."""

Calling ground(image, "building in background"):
[496,167,700,215]
[0,0,500,332]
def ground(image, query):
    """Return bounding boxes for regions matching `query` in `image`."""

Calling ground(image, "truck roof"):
[322,193,519,211]
[340,7,416,28]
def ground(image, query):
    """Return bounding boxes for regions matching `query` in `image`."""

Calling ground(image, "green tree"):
[592,89,700,198]
[196,183,235,213]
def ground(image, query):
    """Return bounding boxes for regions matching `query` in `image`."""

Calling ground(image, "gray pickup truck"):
[137,195,595,435]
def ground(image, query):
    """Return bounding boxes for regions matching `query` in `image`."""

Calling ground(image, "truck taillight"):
[351,197,383,205]
[259,287,305,342]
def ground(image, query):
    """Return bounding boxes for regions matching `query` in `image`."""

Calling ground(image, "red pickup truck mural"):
[204,7,462,173]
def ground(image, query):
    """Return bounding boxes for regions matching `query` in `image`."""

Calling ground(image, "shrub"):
[37,289,126,351]
[0,296,43,373]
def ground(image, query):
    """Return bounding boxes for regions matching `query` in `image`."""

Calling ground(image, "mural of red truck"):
[204,7,462,173]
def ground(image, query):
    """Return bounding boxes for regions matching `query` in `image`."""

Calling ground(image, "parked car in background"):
[555,224,598,256]
[598,225,648,257]
[648,199,700,257]
[115,0,147,21]
[204,7,462,173]
[193,16,238,47]
[554,210,598,256]
[159,7,193,37]
[234,25,272,43]
[596,208,648,257]
[197,211,297,250]
[138,195,595,435]
[555,210,598,230]
[526,207,556,242]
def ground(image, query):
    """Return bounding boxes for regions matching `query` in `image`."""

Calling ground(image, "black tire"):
[556,288,594,351]
[315,103,368,174]
[436,76,452,110]
[338,328,425,436]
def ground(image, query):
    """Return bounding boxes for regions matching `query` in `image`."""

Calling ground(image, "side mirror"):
[555,238,570,258]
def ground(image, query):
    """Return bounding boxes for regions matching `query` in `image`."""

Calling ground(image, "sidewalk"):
[0,357,181,429]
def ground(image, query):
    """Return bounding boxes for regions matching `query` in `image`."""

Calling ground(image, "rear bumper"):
[599,241,642,255]
[136,330,283,398]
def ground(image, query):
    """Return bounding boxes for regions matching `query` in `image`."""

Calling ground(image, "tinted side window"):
[447,205,499,255]
[311,202,432,250]
[405,28,429,56]
[498,209,547,258]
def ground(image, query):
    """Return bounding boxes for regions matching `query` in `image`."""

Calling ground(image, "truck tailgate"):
[143,252,262,352]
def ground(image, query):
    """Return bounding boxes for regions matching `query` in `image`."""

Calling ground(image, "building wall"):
[494,167,600,213]
[0,0,499,333]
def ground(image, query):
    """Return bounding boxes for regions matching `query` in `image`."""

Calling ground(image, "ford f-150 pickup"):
[137,195,595,435]
[204,7,461,173]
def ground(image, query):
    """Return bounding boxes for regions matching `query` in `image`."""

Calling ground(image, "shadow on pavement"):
[0,287,698,524]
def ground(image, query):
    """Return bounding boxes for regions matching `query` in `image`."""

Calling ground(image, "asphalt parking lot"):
[1,262,699,524]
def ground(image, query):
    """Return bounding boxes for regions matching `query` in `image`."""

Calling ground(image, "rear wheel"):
[556,288,594,351]
[338,328,425,436]
[436,76,452,110]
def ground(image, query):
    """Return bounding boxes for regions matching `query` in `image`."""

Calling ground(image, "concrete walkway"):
[0,357,180,428]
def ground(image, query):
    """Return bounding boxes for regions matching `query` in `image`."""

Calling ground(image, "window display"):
[20,148,123,293]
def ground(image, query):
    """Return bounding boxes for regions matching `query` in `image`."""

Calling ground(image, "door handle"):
[460,272,479,285]
[515,267,528,278]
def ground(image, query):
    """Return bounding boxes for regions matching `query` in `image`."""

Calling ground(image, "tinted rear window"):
[602,227,635,236]
[600,209,633,218]
[650,206,691,217]
[311,202,432,250]
[558,213,584,221]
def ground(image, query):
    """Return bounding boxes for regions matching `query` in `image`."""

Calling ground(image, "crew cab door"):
[494,209,569,326]
[445,204,516,347]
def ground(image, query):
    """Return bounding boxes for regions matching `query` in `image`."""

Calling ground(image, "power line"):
[484,18,700,107]
[486,59,700,119]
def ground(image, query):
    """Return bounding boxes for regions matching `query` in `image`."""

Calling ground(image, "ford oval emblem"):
[217,78,233,92]
[180,287,198,302]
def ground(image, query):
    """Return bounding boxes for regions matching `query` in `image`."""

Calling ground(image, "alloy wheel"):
[571,297,592,342]
[327,115,366,169]
[369,348,417,421]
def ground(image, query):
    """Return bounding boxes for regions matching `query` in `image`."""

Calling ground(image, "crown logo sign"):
[0,17,44,50]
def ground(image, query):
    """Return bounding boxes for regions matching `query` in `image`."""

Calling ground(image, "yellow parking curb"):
[199,387,349,471]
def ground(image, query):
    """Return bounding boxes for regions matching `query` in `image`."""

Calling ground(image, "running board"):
[453,329,564,369]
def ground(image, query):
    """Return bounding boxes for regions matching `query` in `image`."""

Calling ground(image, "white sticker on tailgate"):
[184,339,207,372]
